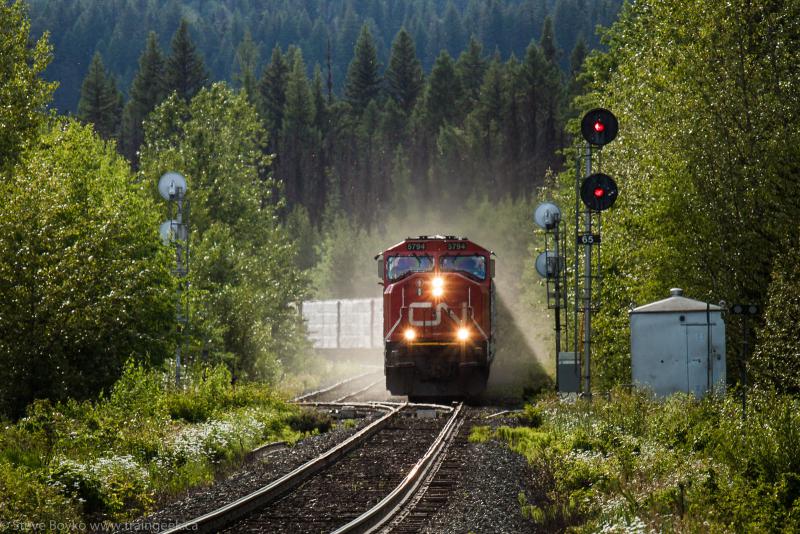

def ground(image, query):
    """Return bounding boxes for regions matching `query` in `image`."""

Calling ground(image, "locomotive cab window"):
[440,254,486,280]
[387,255,434,281]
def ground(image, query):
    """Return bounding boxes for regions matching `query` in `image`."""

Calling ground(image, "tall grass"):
[491,388,800,532]
[0,361,311,525]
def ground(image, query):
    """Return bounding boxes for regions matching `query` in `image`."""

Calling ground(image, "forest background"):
[3,0,799,417]
[3,0,800,527]
[1,0,625,418]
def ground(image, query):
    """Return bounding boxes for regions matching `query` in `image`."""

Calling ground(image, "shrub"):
[286,408,333,434]
[500,390,800,532]
[0,462,81,526]
[49,455,153,520]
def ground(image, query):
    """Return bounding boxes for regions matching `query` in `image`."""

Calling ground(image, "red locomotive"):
[378,236,495,398]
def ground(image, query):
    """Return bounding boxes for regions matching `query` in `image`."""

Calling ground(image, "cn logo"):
[408,302,465,326]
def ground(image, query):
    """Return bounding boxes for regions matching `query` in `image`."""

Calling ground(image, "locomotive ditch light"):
[404,328,416,341]
[457,327,469,341]
[580,173,618,211]
[581,108,618,146]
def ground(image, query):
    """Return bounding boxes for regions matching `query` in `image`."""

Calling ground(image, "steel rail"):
[294,401,455,413]
[245,440,286,462]
[161,403,406,534]
[334,379,385,403]
[292,370,381,402]
[331,403,464,534]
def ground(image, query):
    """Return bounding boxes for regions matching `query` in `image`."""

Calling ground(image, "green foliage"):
[29,0,623,113]
[517,404,544,428]
[570,0,800,389]
[141,83,309,381]
[421,50,462,133]
[751,246,800,392]
[49,454,154,519]
[468,425,493,443]
[0,462,81,526]
[164,365,233,422]
[385,28,424,110]
[285,408,333,434]
[501,390,800,532]
[121,32,166,164]
[0,361,302,524]
[0,2,56,173]
[164,19,209,102]
[77,52,123,141]
[257,46,289,144]
[344,24,381,113]
[233,30,260,100]
[0,120,173,418]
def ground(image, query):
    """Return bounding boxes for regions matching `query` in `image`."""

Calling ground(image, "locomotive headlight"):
[404,328,416,341]
[432,277,444,297]
[457,327,469,341]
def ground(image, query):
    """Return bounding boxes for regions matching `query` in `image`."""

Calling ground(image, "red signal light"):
[581,108,617,146]
[580,173,618,211]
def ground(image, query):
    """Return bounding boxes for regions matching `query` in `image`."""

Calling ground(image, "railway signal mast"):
[533,203,569,390]
[576,108,618,398]
[158,172,190,386]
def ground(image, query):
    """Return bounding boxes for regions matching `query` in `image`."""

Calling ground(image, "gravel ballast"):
[124,406,542,533]
[417,408,540,534]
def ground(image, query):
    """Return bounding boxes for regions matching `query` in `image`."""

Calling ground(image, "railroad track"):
[292,370,385,403]
[161,402,463,533]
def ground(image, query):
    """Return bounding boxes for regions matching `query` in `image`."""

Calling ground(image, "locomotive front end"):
[379,236,495,398]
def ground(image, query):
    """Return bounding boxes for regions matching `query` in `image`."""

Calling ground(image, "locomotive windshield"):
[387,255,434,281]
[440,254,486,280]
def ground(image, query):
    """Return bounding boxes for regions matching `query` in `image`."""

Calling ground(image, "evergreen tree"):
[164,19,209,102]
[481,0,506,53]
[520,40,546,167]
[422,50,462,132]
[312,65,329,135]
[344,24,381,113]
[257,46,289,146]
[567,35,588,107]
[570,35,587,78]
[234,30,260,102]
[385,28,424,111]
[540,16,558,64]
[442,1,466,57]
[121,32,166,164]
[280,50,318,208]
[538,18,564,165]
[77,52,122,140]
[456,36,487,107]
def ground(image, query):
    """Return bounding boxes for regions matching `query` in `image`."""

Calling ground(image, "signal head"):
[580,173,618,211]
[581,108,618,146]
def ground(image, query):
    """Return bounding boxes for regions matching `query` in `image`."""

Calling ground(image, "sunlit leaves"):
[0,121,173,417]
[0,2,57,174]
[577,0,800,388]
[140,83,308,381]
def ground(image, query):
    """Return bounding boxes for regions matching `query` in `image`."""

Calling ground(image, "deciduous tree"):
[0,2,56,174]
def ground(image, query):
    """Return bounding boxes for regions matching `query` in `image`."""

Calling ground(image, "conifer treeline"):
[79,18,583,225]
[30,0,622,112]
